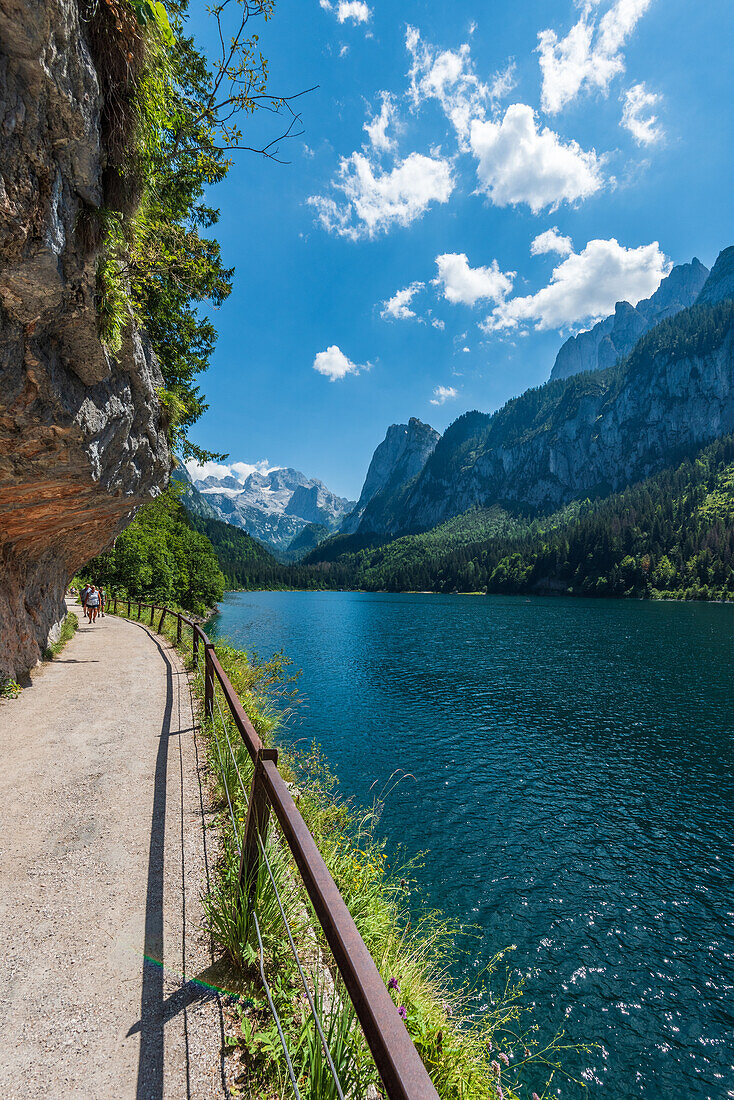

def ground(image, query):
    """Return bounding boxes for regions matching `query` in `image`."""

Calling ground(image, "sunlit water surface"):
[208,592,734,1099]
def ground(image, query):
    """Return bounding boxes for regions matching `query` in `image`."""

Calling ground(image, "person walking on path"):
[80,583,91,620]
[86,585,101,624]
[98,585,106,619]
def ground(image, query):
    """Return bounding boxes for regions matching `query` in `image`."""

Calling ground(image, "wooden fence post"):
[158,608,167,634]
[193,629,199,669]
[137,600,142,620]
[127,597,131,617]
[150,604,155,627]
[238,748,279,915]
[176,614,182,645]
[204,643,215,718]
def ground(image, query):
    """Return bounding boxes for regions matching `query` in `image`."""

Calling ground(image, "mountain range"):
[308,246,734,552]
[177,464,354,556]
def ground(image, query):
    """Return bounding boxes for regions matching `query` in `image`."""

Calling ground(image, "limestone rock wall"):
[0,0,170,678]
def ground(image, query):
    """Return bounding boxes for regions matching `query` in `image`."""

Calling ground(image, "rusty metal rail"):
[109,594,439,1100]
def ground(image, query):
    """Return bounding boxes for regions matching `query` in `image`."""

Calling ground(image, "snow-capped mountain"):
[183,462,355,556]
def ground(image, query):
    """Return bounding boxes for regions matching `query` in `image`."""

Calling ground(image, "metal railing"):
[110,595,439,1100]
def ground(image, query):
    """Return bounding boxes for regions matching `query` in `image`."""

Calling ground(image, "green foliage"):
[0,678,21,700]
[87,0,296,461]
[42,613,79,662]
[83,486,225,613]
[187,512,276,586]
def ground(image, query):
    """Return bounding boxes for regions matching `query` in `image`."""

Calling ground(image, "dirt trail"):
[0,601,227,1099]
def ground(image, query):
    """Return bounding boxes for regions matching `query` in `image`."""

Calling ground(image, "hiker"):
[80,582,91,619]
[98,585,106,618]
[86,584,101,623]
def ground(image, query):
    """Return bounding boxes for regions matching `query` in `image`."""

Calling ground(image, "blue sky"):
[186,0,734,500]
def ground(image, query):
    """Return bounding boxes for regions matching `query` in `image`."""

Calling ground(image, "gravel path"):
[0,602,228,1099]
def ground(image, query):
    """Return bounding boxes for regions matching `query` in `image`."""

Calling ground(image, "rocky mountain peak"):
[549,258,710,382]
[696,247,734,305]
[340,417,440,535]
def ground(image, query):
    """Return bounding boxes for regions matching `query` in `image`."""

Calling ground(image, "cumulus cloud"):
[308,151,454,239]
[365,93,397,152]
[470,103,604,212]
[430,385,458,405]
[531,226,574,256]
[433,252,515,307]
[538,0,653,114]
[313,345,366,381]
[483,237,670,332]
[320,0,371,22]
[432,318,446,330]
[381,281,425,321]
[406,25,513,146]
[185,459,276,484]
[621,82,663,145]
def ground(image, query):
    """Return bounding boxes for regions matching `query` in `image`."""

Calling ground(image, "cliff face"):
[549,259,709,381]
[0,0,170,678]
[340,417,440,535]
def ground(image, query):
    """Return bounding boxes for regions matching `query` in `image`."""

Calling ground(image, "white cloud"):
[365,93,397,152]
[538,0,653,114]
[489,60,517,101]
[430,385,458,405]
[484,237,670,332]
[432,318,445,330]
[470,103,604,212]
[308,151,454,239]
[320,0,371,23]
[434,252,515,307]
[406,26,511,146]
[185,459,276,484]
[337,0,370,23]
[313,345,366,381]
[531,226,574,256]
[381,281,425,321]
[621,82,663,145]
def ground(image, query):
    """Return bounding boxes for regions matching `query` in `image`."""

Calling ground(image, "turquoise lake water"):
[207,591,734,1098]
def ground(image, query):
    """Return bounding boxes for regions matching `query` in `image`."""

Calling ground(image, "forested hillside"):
[230,435,734,601]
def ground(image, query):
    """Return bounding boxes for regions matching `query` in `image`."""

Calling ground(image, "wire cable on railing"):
[214,691,251,810]
[256,827,346,1100]
[210,703,241,843]
[253,910,303,1100]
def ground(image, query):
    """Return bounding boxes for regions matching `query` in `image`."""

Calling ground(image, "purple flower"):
[397,1006,407,1020]
[532,1094,541,1100]
[388,977,400,992]
[499,1051,510,1066]
[491,1060,501,1076]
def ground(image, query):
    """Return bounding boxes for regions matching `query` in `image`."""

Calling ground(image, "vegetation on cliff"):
[87,0,299,460]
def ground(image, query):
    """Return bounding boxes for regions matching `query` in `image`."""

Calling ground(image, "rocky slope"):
[549,258,709,381]
[341,417,440,534]
[0,1,170,678]
[357,250,734,538]
[185,464,354,555]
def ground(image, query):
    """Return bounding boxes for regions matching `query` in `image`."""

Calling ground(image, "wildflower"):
[490,1060,501,1076]
[499,1051,510,1067]
[532,1094,541,1100]
[524,1047,531,1059]
[397,1006,407,1020]
[388,977,400,992]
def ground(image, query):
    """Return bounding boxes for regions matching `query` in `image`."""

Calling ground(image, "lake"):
[207,591,734,1098]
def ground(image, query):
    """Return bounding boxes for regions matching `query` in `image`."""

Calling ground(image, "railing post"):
[193,629,199,670]
[150,604,155,627]
[204,643,215,718]
[137,600,141,620]
[238,747,279,915]
[127,597,131,617]
[158,608,167,634]
[176,614,182,645]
